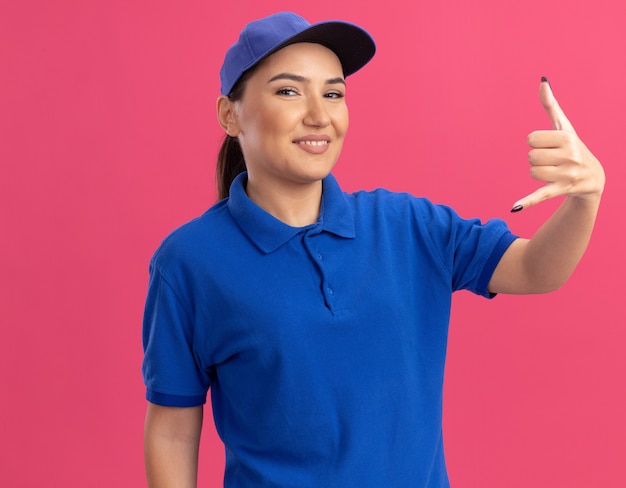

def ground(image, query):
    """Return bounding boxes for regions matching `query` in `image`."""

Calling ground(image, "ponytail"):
[216,135,246,200]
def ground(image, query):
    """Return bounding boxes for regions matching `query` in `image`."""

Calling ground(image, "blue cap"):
[219,12,376,96]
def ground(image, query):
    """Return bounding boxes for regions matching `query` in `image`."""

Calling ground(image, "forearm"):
[521,194,601,292]
[144,404,203,488]
[491,194,601,295]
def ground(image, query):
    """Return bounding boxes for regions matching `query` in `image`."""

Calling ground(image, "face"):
[220,42,349,193]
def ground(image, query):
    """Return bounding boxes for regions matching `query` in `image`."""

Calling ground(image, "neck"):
[245,177,323,228]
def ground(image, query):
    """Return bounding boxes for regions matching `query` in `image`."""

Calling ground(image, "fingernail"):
[541,76,549,83]
[511,205,523,213]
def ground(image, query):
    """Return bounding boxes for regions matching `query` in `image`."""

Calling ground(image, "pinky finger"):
[510,185,557,212]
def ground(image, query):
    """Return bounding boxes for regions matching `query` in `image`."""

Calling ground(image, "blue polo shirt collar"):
[227,172,355,254]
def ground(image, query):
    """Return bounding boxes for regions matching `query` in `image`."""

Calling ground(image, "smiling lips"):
[293,136,331,154]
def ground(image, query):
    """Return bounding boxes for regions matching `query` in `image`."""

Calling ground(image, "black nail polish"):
[511,205,523,213]
[540,76,552,91]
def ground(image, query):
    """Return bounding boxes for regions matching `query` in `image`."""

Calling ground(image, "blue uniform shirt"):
[142,172,517,487]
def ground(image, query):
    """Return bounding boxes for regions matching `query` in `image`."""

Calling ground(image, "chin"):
[303,163,337,182]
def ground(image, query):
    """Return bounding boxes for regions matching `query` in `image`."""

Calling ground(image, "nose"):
[303,96,330,128]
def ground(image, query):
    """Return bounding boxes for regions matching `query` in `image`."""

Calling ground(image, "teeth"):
[296,140,328,146]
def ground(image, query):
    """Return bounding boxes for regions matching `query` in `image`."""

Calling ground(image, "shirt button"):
[317,254,323,260]
[327,288,334,295]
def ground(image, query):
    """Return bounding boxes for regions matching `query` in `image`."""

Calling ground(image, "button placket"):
[304,231,335,312]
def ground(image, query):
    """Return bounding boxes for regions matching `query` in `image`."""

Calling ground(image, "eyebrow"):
[267,73,346,86]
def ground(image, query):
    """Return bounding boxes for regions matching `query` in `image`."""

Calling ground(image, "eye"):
[276,88,299,96]
[324,91,345,99]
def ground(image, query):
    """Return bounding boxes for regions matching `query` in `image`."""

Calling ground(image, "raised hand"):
[511,78,605,212]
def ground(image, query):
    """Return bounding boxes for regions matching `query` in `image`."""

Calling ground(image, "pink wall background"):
[1,0,624,486]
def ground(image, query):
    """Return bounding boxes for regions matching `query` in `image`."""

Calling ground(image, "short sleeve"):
[420,203,517,298]
[141,259,210,407]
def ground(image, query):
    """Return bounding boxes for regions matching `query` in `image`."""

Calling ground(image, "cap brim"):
[263,21,376,77]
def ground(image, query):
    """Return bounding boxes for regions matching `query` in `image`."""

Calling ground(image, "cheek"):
[336,107,349,137]
[256,108,300,139]
[240,113,294,157]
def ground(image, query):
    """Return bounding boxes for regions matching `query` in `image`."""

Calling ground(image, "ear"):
[216,96,241,137]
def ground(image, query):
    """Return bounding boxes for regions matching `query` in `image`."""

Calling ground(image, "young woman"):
[142,12,605,488]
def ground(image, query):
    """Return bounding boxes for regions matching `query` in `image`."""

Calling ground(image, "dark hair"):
[216,68,256,200]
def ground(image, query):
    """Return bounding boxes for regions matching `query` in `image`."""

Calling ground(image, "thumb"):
[540,77,576,134]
